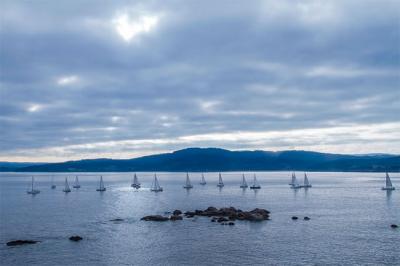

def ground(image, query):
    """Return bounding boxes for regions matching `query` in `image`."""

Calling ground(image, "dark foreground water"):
[0,172,398,265]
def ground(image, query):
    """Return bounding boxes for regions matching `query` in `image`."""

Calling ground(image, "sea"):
[0,172,398,266]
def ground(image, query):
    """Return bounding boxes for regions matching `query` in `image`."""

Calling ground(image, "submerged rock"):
[170,215,183,221]
[6,240,39,246]
[141,215,169,222]
[304,217,311,221]
[217,217,229,223]
[292,216,298,220]
[228,222,235,226]
[69,236,83,242]
[391,224,398,228]
[110,218,124,222]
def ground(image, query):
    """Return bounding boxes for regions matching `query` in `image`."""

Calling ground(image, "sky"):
[0,0,399,162]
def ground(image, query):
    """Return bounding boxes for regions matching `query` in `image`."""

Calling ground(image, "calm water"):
[0,172,398,265]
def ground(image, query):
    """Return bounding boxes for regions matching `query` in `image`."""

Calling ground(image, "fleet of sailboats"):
[150,174,163,192]
[200,173,206,185]
[131,173,141,189]
[183,173,193,189]
[24,172,398,194]
[250,174,261,189]
[73,176,81,189]
[382,172,395,190]
[27,176,40,195]
[217,173,224,187]
[96,176,106,191]
[240,174,248,188]
[63,177,71,193]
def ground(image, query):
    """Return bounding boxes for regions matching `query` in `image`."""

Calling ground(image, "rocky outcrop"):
[142,207,270,223]
[170,215,183,221]
[141,215,169,221]
[6,240,39,246]
[291,216,298,220]
[69,236,83,242]
[391,224,398,228]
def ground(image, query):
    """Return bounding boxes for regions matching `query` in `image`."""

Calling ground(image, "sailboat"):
[183,173,193,189]
[63,177,71,193]
[96,176,106,191]
[150,174,163,192]
[250,174,261,189]
[131,173,141,189]
[199,173,206,185]
[289,172,296,185]
[240,174,248,188]
[51,175,56,189]
[73,175,81,188]
[301,173,312,188]
[27,176,40,195]
[217,173,224,187]
[290,173,301,189]
[382,172,395,190]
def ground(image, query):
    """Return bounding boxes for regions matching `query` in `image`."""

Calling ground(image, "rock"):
[69,236,83,242]
[292,216,298,220]
[391,224,398,228]
[110,218,124,222]
[184,211,196,217]
[248,213,265,222]
[228,222,235,226]
[170,215,183,221]
[172,210,182,216]
[304,217,310,221]
[141,215,169,222]
[6,240,39,246]
[211,218,216,222]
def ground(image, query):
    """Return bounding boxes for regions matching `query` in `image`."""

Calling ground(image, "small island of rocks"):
[141,206,270,224]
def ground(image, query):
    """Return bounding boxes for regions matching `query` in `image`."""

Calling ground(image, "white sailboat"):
[217,173,224,187]
[200,173,207,185]
[382,172,395,190]
[63,177,71,193]
[183,172,193,189]
[73,175,81,188]
[27,176,40,195]
[131,173,141,189]
[96,176,106,191]
[51,175,56,189]
[250,174,261,189]
[289,172,296,185]
[302,173,312,188]
[290,172,301,189]
[150,174,163,192]
[240,174,248,188]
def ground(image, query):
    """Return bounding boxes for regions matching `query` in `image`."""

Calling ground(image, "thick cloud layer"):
[1,0,399,161]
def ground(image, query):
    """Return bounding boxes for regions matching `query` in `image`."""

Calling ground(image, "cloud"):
[0,0,399,161]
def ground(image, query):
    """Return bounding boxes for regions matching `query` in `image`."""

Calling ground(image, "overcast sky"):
[0,0,399,162]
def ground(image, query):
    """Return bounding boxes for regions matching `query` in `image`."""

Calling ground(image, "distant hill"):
[5,148,399,172]
[0,162,45,172]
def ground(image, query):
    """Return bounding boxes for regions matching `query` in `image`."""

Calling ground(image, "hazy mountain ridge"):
[3,148,399,172]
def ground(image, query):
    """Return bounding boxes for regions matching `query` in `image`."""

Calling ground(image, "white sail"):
[217,173,224,187]
[184,173,193,189]
[151,174,163,192]
[289,172,296,185]
[63,177,71,192]
[382,172,395,190]
[386,172,393,188]
[27,176,40,194]
[200,173,206,185]
[97,176,106,191]
[250,174,261,189]
[290,172,301,189]
[131,173,140,188]
[240,174,248,188]
[73,175,80,188]
[303,173,311,188]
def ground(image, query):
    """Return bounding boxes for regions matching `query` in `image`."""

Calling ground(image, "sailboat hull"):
[183,185,193,189]
[150,188,163,192]
[27,190,40,195]
[250,186,261,189]
[131,184,141,189]
[240,185,248,188]
[96,188,106,191]
[63,189,71,193]
[73,185,81,188]
[382,187,395,190]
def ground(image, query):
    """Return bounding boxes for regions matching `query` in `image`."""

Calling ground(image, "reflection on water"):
[0,171,398,266]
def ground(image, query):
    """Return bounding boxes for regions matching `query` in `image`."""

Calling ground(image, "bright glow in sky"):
[113,14,159,42]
